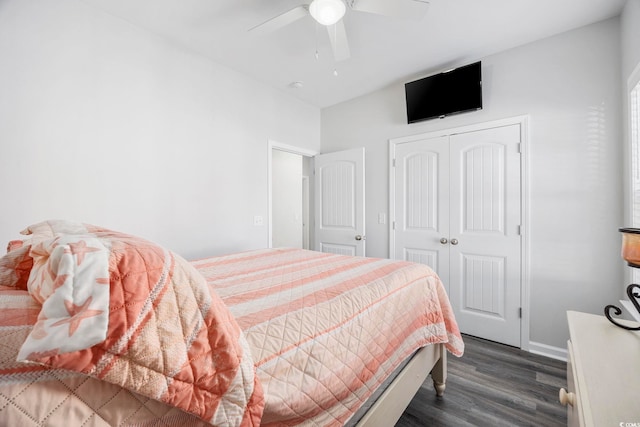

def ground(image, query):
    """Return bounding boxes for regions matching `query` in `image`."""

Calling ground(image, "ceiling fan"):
[249,0,430,62]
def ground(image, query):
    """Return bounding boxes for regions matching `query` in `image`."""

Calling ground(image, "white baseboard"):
[528,341,567,362]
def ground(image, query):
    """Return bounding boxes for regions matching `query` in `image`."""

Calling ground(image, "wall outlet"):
[378,213,386,224]
[253,215,263,226]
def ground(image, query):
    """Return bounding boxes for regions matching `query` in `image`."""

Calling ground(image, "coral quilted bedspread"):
[0,220,463,426]
[192,247,464,426]
[0,221,262,426]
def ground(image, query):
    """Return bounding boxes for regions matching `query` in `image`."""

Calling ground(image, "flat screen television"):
[405,61,482,123]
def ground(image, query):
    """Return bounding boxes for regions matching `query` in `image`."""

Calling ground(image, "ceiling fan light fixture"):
[309,0,346,26]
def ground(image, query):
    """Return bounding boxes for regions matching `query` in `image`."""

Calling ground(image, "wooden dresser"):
[560,311,640,426]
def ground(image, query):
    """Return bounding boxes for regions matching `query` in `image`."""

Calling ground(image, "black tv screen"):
[405,61,482,123]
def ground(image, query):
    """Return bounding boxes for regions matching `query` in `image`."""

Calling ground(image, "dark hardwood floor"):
[396,335,567,427]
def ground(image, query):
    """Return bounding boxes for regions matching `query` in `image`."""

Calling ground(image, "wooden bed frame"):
[356,344,447,426]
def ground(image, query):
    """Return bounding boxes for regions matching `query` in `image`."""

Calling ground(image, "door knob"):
[440,238,448,244]
[355,235,363,241]
[450,238,459,245]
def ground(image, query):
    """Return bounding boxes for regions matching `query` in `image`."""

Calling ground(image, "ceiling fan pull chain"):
[315,22,320,60]
[332,24,339,76]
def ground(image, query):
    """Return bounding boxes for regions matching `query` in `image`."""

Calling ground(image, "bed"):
[0,220,464,426]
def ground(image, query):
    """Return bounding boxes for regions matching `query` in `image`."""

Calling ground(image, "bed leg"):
[431,346,447,397]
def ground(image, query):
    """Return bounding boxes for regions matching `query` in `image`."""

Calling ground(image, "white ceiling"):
[80,0,627,109]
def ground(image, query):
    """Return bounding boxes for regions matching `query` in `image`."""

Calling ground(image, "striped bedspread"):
[192,248,464,427]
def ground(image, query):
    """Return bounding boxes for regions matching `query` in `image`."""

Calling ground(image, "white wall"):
[321,18,623,349]
[272,150,303,248]
[621,0,640,81]
[0,0,320,259]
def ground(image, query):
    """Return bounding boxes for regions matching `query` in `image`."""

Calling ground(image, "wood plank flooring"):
[396,335,567,427]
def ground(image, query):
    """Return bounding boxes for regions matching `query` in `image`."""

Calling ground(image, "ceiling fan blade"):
[348,0,429,20]
[327,20,351,62]
[249,5,309,36]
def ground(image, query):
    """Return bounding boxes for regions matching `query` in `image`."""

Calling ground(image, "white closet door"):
[392,123,522,347]
[394,136,450,290]
[448,124,522,347]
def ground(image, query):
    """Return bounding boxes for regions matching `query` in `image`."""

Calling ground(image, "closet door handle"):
[440,238,448,244]
[450,238,459,245]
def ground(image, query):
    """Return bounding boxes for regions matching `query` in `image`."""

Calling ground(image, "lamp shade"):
[620,227,640,267]
[309,0,346,26]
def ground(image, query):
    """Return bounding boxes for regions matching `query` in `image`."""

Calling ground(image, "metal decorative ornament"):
[604,228,640,330]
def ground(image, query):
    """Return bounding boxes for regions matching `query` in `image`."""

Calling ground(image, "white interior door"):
[449,125,522,347]
[394,135,450,291]
[314,148,365,256]
[392,123,522,347]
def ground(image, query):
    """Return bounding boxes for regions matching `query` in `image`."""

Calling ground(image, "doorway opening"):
[268,141,317,250]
